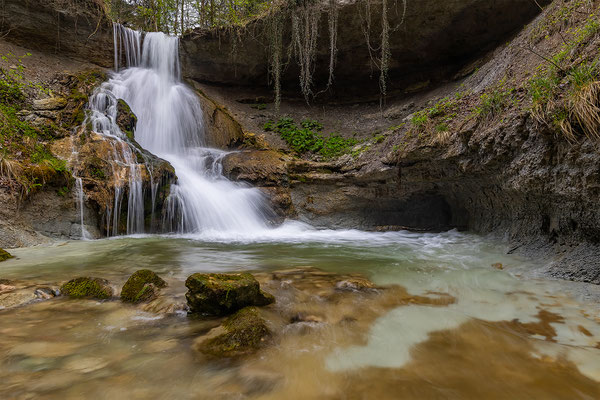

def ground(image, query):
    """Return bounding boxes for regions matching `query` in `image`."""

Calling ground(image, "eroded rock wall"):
[0,0,114,67]
[181,0,549,99]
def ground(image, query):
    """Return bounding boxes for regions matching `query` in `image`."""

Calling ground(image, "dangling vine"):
[379,0,391,105]
[291,0,321,103]
[326,0,338,89]
[259,0,406,111]
[265,9,284,111]
[359,0,407,107]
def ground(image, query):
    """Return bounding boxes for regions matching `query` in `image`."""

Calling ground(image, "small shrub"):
[265,117,356,159]
[476,87,515,119]
[435,123,449,132]
[411,112,428,128]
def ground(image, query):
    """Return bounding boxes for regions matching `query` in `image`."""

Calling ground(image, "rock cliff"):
[181,0,549,99]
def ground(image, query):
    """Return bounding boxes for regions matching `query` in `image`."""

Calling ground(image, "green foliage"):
[57,186,70,197]
[107,0,273,33]
[250,103,267,110]
[475,86,515,119]
[411,112,429,128]
[90,167,106,180]
[373,134,385,144]
[0,53,71,194]
[30,145,67,172]
[528,75,560,104]
[568,60,599,89]
[435,123,449,132]
[320,134,357,159]
[264,117,356,159]
[410,96,458,132]
[527,8,600,142]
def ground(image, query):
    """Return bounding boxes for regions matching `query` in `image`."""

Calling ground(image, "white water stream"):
[87,25,270,236]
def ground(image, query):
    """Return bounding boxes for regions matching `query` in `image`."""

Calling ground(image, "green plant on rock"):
[475,85,515,120]
[320,133,358,159]
[264,117,356,159]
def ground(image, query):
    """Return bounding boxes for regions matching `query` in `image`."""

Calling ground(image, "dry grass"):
[0,154,23,182]
[542,80,600,143]
[570,80,600,140]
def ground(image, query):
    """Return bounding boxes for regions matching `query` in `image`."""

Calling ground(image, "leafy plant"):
[475,86,515,119]
[264,117,356,159]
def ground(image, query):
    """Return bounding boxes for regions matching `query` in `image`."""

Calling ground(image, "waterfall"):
[75,178,91,240]
[87,24,270,236]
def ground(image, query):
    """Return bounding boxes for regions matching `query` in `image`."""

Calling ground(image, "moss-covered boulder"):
[185,272,275,316]
[60,277,113,299]
[195,307,271,358]
[116,99,137,141]
[0,248,13,262]
[121,269,167,303]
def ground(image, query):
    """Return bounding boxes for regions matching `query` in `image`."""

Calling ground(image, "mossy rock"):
[121,269,167,303]
[185,273,275,316]
[0,248,13,262]
[195,307,271,358]
[116,99,137,141]
[60,277,113,299]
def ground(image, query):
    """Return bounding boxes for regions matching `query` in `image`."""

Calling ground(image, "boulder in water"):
[0,248,13,262]
[194,306,271,358]
[185,272,275,316]
[60,277,113,299]
[121,269,167,303]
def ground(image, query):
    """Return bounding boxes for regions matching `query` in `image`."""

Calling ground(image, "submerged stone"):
[335,278,377,292]
[185,272,275,316]
[34,287,58,299]
[60,277,113,300]
[195,307,271,358]
[0,248,13,262]
[121,269,167,303]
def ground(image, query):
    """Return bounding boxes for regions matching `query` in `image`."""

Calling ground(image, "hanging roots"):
[326,0,338,89]
[292,1,321,103]
[261,0,407,109]
[266,11,284,111]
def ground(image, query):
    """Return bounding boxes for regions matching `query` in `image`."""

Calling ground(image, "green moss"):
[264,117,356,159]
[185,272,275,316]
[60,277,113,299]
[117,99,137,141]
[198,307,271,358]
[121,269,167,303]
[0,248,13,262]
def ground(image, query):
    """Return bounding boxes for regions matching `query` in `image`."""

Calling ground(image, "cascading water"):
[87,24,270,236]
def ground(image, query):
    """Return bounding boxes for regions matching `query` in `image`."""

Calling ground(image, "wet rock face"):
[121,269,167,303]
[181,0,548,98]
[60,277,113,300]
[0,0,113,67]
[185,273,275,316]
[221,149,454,230]
[194,306,271,358]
